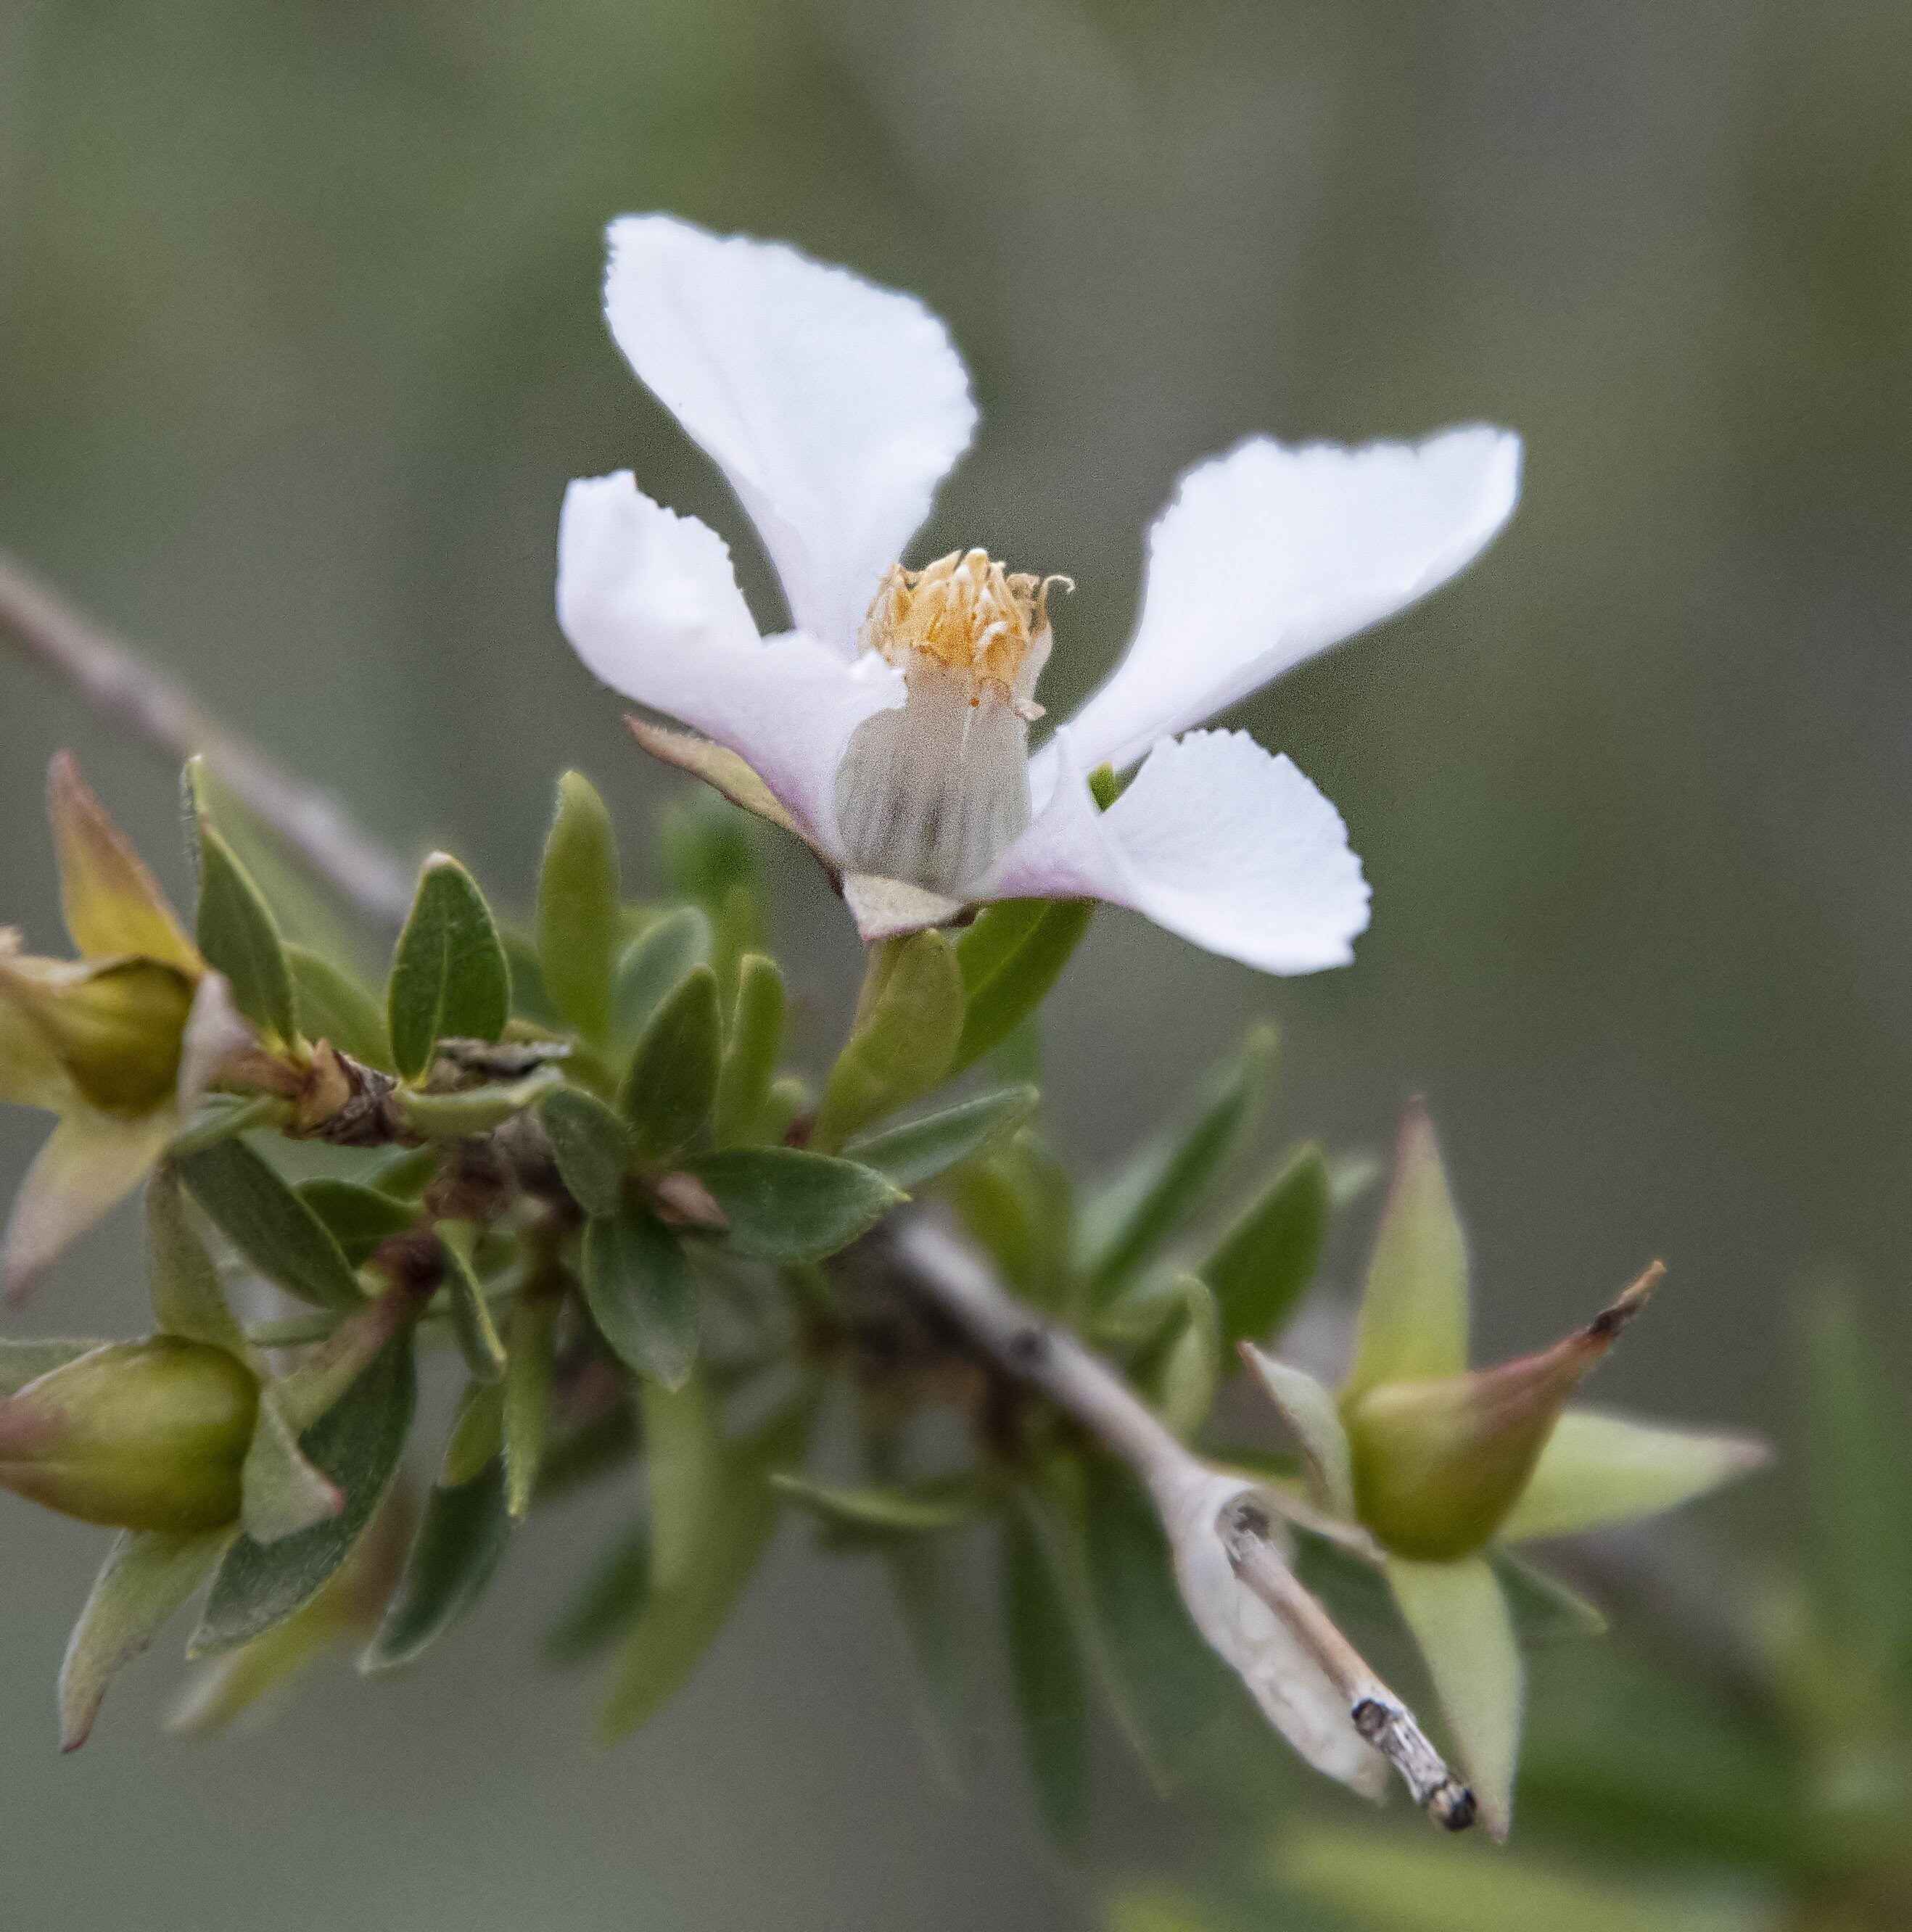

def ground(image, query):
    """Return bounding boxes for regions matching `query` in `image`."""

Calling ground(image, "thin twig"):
[891,1217,1474,1830]
[0,550,413,930]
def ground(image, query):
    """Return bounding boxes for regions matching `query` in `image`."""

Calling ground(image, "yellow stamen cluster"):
[860,549,1069,718]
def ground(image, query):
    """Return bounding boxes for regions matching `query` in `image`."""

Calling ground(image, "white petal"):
[984,730,1369,975]
[1052,426,1521,777]
[557,473,902,855]
[1153,1464,1387,1796]
[603,215,978,651]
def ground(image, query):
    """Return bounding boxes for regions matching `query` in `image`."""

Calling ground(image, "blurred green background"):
[2,0,1908,1925]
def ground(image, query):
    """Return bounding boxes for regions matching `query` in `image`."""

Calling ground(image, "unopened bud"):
[1343,1263,1662,1560]
[0,1339,258,1531]
[0,955,194,1115]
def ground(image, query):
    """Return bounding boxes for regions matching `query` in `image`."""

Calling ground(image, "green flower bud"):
[1343,1263,1661,1561]
[0,1338,259,1531]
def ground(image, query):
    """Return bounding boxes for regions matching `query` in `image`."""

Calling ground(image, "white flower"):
[558,215,1520,973]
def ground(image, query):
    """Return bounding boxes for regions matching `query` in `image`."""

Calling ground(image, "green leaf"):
[441,1380,504,1489]
[582,1205,699,1389]
[1385,1553,1523,1839]
[168,1094,287,1157]
[537,1086,631,1219]
[618,965,721,1164]
[952,900,1093,1075]
[502,1289,559,1519]
[1202,1143,1331,1350]
[949,1130,1075,1311]
[360,1455,511,1672]
[387,854,511,1081]
[146,1165,245,1353]
[1496,1406,1768,1545]
[394,1065,562,1140]
[713,954,786,1147]
[240,1389,344,1543]
[1237,1347,1355,1517]
[180,1137,364,1310]
[190,792,297,1049]
[597,1395,809,1741]
[844,1086,1038,1190]
[611,908,710,1049]
[1002,1500,1092,1849]
[437,1220,507,1385]
[1148,1274,1222,1441]
[191,1330,416,1654]
[1279,1827,1767,1932]
[285,945,391,1069]
[535,772,620,1045]
[772,1471,989,1535]
[1802,1286,1911,1666]
[294,1178,414,1266]
[0,1337,107,1394]
[1346,1100,1470,1399]
[686,1147,905,1263]
[543,1521,650,1664]
[1081,1027,1275,1302]
[1493,1551,1608,1644]
[814,932,965,1150]
[883,1531,975,1782]
[59,1526,230,1750]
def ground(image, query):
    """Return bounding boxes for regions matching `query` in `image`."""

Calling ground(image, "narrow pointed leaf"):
[146,1165,245,1353]
[1002,1500,1092,1849]
[387,854,511,1081]
[1081,1027,1276,1301]
[503,1289,559,1518]
[685,1147,904,1263]
[1496,1405,1768,1544]
[190,802,297,1049]
[844,1086,1039,1190]
[395,1065,561,1140]
[1386,1553,1522,1838]
[437,1220,507,1384]
[537,1086,631,1219]
[611,908,710,1049]
[286,945,392,1069]
[361,1454,511,1672]
[1202,1142,1331,1350]
[295,1178,415,1267]
[583,1206,699,1388]
[952,900,1093,1075]
[772,1471,989,1535]
[59,1526,228,1750]
[1237,1347,1355,1516]
[1346,1101,1470,1398]
[618,965,720,1163]
[1150,1274,1223,1440]
[1493,1550,1607,1643]
[240,1388,344,1543]
[814,932,964,1150]
[713,953,786,1147]
[191,1331,416,1654]
[179,1137,363,1310]
[535,771,620,1044]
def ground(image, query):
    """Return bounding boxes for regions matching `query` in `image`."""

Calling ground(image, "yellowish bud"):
[0,954,194,1115]
[0,1338,258,1531]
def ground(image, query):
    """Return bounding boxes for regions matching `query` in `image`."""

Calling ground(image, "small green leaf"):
[146,1165,246,1353]
[1496,1406,1768,1545]
[1237,1347,1355,1517]
[1080,1027,1275,1302]
[180,1138,363,1311]
[387,854,511,1081]
[844,1086,1038,1190]
[59,1526,230,1750]
[884,1533,975,1783]
[1493,1550,1607,1644]
[713,954,786,1147]
[949,1129,1075,1311]
[618,965,721,1164]
[952,900,1093,1075]
[686,1147,905,1263]
[191,1331,416,1655]
[543,1521,650,1664]
[814,932,965,1150]
[0,1337,107,1394]
[503,1289,559,1518]
[1386,1553,1523,1838]
[190,788,297,1049]
[611,908,710,1049]
[583,1205,699,1388]
[538,1086,631,1218]
[294,1178,415,1266]
[240,1389,344,1543]
[441,1380,505,1489]
[1201,1142,1331,1350]
[169,1094,287,1157]
[1002,1500,1092,1849]
[360,1455,511,1672]
[1149,1275,1223,1441]
[437,1221,506,1385]
[536,772,620,1045]
[395,1065,562,1140]
[1346,1100,1470,1399]
[772,1471,989,1535]
[285,945,391,1069]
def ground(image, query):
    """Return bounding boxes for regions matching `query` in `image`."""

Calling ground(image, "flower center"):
[835,550,1069,897]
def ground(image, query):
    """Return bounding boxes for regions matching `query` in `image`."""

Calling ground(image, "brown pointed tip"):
[1585,1260,1665,1347]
